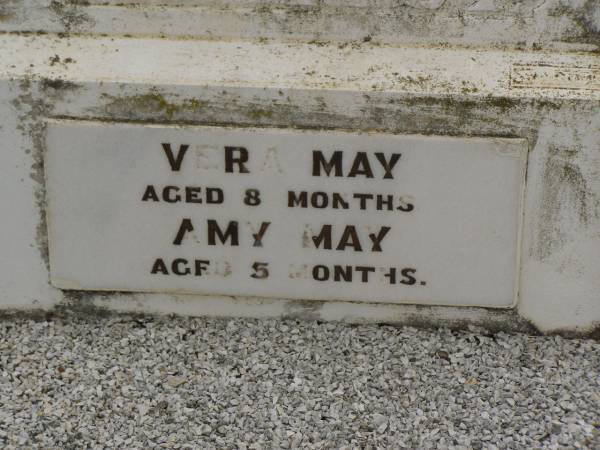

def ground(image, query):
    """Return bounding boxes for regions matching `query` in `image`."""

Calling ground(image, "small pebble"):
[166,376,186,388]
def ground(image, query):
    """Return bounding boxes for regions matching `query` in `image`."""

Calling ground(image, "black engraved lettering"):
[312,265,329,281]
[225,146,250,173]
[355,266,375,282]
[336,226,362,252]
[162,143,189,171]
[173,218,194,245]
[162,186,181,203]
[141,185,160,202]
[185,187,202,203]
[312,150,343,177]
[250,262,269,279]
[207,220,239,246]
[375,152,401,179]
[347,152,373,178]
[397,198,414,212]
[376,194,394,211]
[331,193,349,209]
[369,226,391,252]
[288,191,307,207]
[311,192,329,209]
[206,188,224,204]
[243,189,261,206]
[150,258,169,275]
[311,225,332,250]
[194,260,210,276]
[334,265,352,282]
[252,222,271,247]
[353,193,372,210]
[172,258,191,275]
[400,268,417,285]
[383,267,396,284]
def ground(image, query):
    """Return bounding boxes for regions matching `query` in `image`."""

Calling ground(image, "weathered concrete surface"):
[0,31,598,335]
[0,1,599,52]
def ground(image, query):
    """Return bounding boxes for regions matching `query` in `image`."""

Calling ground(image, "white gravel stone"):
[0,316,598,449]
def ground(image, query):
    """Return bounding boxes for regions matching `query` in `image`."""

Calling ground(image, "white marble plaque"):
[45,121,527,307]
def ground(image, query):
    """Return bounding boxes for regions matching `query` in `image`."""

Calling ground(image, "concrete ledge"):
[1,34,599,100]
[0,1,598,52]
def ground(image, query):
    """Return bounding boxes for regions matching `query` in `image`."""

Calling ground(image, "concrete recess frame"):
[0,1,598,336]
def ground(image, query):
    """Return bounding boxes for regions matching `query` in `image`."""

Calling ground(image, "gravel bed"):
[0,315,598,449]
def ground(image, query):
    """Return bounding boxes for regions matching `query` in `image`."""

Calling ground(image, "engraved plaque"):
[45,121,527,307]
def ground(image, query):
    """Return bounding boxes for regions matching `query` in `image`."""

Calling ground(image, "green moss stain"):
[101,92,206,120]
[40,78,81,91]
[484,96,519,111]
[246,108,274,120]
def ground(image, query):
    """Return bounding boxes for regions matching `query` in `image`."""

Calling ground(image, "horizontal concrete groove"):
[0,0,598,53]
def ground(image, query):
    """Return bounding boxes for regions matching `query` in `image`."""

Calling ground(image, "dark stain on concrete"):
[55,290,121,318]
[41,77,81,91]
[11,81,51,271]
[390,308,541,337]
[281,300,324,321]
[575,0,600,47]
[548,0,600,47]
[536,145,592,261]
[10,77,83,271]
[49,0,94,33]
[0,0,18,22]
